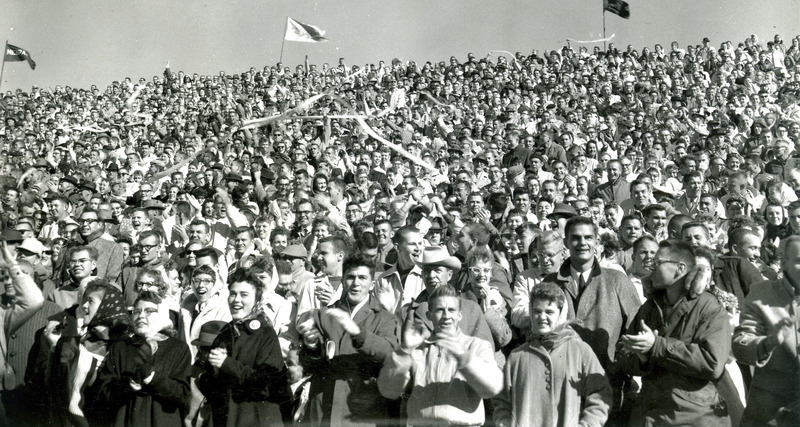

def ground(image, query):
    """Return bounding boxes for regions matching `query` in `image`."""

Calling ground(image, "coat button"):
[545,370,551,376]
[546,384,551,390]
[9,352,14,357]
[545,376,551,382]
[10,334,16,339]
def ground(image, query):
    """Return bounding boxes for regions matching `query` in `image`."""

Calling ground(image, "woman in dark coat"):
[90,290,191,426]
[38,279,130,427]
[197,268,290,427]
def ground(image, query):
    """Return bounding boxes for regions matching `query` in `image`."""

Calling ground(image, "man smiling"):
[378,284,501,425]
[538,216,641,422]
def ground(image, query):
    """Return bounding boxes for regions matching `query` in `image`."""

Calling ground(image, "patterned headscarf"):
[87,286,129,330]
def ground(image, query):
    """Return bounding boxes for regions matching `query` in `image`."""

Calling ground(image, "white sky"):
[1,0,798,91]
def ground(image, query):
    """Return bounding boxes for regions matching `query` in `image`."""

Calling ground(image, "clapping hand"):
[434,331,470,367]
[326,308,361,336]
[400,316,428,352]
[620,320,658,361]
[297,315,322,348]
[130,371,155,391]
[208,347,228,369]
[373,280,397,313]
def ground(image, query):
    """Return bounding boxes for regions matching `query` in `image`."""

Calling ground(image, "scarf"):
[528,301,570,350]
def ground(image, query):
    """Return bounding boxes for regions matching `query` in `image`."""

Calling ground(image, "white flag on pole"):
[284,17,328,43]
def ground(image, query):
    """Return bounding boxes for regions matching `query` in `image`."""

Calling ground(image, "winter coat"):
[91,335,191,427]
[493,326,612,427]
[301,297,399,426]
[712,255,763,304]
[197,315,289,427]
[617,290,732,426]
[732,277,800,426]
[539,258,641,374]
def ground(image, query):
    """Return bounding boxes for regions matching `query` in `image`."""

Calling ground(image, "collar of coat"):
[555,257,602,283]
[332,295,384,316]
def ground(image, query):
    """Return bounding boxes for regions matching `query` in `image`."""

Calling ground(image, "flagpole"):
[280,18,287,64]
[0,41,7,93]
[602,9,607,51]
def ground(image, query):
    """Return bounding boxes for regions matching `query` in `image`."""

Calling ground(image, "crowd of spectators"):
[0,31,799,426]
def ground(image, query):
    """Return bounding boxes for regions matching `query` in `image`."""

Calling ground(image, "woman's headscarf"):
[87,286,128,330]
[86,286,129,342]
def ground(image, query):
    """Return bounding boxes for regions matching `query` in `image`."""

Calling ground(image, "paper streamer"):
[566,34,616,44]
[325,93,439,175]
[242,90,439,175]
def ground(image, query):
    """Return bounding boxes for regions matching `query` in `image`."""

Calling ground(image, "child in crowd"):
[494,282,612,427]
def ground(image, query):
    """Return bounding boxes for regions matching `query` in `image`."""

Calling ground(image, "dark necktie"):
[578,274,586,294]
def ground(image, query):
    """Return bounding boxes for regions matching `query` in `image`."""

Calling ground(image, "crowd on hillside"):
[0,31,799,426]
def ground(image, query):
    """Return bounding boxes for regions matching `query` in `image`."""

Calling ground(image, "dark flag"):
[4,43,36,70]
[603,0,630,19]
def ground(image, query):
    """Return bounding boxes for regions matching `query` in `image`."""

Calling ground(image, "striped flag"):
[4,43,36,69]
[603,0,630,19]
[284,17,328,43]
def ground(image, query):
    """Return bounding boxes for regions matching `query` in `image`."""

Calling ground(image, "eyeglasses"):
[469,267,492,275]
[296,210,312,215]
[15,248,36,257]
[78,218,99,225]
[135,280,156,288]
[192,278,214,286]
[132,308,159,317]
[139,243,159,252]
[652,258,684,268]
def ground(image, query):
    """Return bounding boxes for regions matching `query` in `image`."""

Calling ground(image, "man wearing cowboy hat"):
[404,246,493,345]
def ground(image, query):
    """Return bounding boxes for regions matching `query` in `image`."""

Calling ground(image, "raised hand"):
[297,315,322,347]
[620,320,658,356]
[373,279,397,313]
[326,307,361,336]
[401,316,427,352]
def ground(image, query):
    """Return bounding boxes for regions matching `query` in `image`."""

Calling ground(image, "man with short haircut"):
[642,204,668,242]
[39,196,72,240]
[681,221,713,249]
[377,226,425,314]
[378,285,502,426]
[226,226,258,274]
[511,231,567,330]
[675,171,713,217]
[296,235,348,317]
[538,216,641,421]
[47,246,99,309]
[120,230,167,306]
[298,254,399,425]
[619,240,731,425]
[592,159,630,204]
[178,265,231,360]
[374,219,395,268]
[78,208,125,281]
[620,179,654,214]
